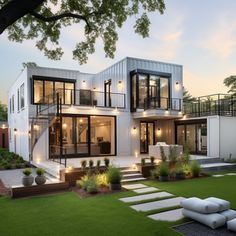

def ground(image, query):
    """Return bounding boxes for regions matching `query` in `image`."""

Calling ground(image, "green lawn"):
[0,175,236,236]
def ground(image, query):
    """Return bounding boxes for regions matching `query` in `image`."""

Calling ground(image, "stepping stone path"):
[133,187,159,194]
[130,197,185,212]
[212,172,236,177]
[119,192,173,203]
[148,208,184,222]
[120,183,185,222]
[212,174,224,177]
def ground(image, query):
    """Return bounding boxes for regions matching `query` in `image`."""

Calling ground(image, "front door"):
[140,122,155,153]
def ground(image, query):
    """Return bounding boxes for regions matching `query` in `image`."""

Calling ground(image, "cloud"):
[200,14,236,59]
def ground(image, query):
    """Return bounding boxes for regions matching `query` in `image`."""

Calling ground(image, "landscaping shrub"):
[159,162,169,177]
[89,159,94,168]
[160,146,167,162]
[141,158,145,166]
[183,163,191,176]
[168,146,178,167]
[96,160,101,168]
[96,173,108,187]
[175,165,185,179]
[36,168,45,176]
[104,158,110,168]
[107,166,122,184]
[80,160,87,169]
[183,143,190,164]
[190,160,201,177]
[77,175,90,190]
[150,156,155,165]
[86,178,98,194]
[150,167,159,179]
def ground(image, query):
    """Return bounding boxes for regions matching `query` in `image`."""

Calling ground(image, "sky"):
[1,0,236,104]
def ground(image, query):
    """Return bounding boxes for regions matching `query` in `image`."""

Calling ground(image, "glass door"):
[140,122,155,153]
[76,117,89,155]
[104,80,111,107]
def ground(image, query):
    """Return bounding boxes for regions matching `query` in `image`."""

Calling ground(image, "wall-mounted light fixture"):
[175,81,180,90]
[93,87,96,90]
[118,80,123,90]
[1,124,6,129]
[82,80,86,83]
[14,128,17,135]
[156,128,161,136]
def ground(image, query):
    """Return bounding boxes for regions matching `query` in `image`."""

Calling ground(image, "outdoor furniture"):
[149,142,183,159]
[227,218,236,232]
[181,197,236,230]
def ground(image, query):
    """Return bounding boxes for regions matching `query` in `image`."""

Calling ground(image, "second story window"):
[20,83,25,109]
[17,89,20,112]
[12,95,14,113]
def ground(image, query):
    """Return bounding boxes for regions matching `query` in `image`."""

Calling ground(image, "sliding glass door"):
[140,122,155,153]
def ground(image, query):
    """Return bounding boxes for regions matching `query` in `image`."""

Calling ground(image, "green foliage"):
[80,160,87,169]
[89,159,94,168]
[182,164,191,176]
[96,173,108,187]
[183,143,190,164]
[104,158,110,168]
[160,146,167,162]
[77,175,90,190]
[1,0,165,64]
[150,156,155,165]
[190,160,201,177]
[36,168,45,176]
[141,158,145,166]
[150,167,159,179]
[23,168,32,176]
[183,88,196,103]
[224,75,236,95]
[86,178,98,194]
[107,166,122,184]
[96,160,101,168]
[0,101,7,121]
[168,146,177,167]
[158,162,169,177]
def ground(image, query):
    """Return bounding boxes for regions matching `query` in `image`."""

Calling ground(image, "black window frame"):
[130,69,171,112]
[31,75,76,105]
[20,83,25,109]
[17,89,20,112]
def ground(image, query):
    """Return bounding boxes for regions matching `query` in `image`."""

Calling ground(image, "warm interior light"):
[131,164,137,170]
[156,128,161,136]
[79,118,83,123]
[135,151,138,158]
[1,124,6,129]
[62,123,67,129]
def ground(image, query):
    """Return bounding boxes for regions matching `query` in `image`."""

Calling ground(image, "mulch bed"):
[173,222,235,236]
[0,179,10,196]
[73,186,127,198]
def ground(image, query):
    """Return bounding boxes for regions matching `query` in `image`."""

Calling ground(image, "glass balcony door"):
[140,121,155,153]
[104,80,112,107]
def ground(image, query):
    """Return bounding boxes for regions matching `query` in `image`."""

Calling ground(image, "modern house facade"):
[7,56,236,165]
[8,57,183,164]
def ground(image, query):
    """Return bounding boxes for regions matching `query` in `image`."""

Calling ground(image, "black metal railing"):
[144,97,182,111]
[56,89,126,109]
[183,94,236,117]
[49,145,67,167]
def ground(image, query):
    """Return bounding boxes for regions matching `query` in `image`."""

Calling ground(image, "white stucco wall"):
[219,116,236,160]
[207,116,220,158]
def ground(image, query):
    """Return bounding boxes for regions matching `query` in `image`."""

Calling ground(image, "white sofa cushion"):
[220,209,236,221]
[227,218,236,232]
[180,197,220,214]
[182,209,226,229]
[205,197,230,212]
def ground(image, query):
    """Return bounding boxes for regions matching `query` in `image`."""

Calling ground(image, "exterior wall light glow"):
[156,128,161,136]
[132,126,137,135]
[118,80,123,90]
[62,123,67,129]
[1,124,6,129]
[135,151,138,158]
[14,128,17,135]
[175,81,180,90]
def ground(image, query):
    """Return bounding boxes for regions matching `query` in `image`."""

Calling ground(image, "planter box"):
[11,182,70,198]
[137,164,157,178]
[60,167,107,187]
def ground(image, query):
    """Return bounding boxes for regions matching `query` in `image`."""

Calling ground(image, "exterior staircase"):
[191,156,236,172]
[121,168,146,183]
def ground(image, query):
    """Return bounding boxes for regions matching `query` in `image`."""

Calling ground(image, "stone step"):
[191,156,221,164]
[121,177,146,183]
[122,173,143,180]
[121,169,140,175]
[122,183,148,190]
[130,197,185,212]
[148,208,184,222]
[200,162,236,172]
[133,187,159,194]
[119,192,173,203]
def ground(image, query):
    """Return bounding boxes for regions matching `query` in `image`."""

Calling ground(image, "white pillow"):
[182,209,226,229]
[220,209,236,221]
[205,197,230,212]
[180,197,220,213]
[227,218,236,232]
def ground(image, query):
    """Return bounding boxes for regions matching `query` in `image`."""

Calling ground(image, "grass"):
[0,175,236,236]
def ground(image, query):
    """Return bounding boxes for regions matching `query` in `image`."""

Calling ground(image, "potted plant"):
[22,168,34,187]
[96,160,101,169]
[150,156,155,165]
[89,159,94,169]
[158,163,169,182]
[80,160,87,170]
[35,168,46,185]
[107,166,122,190]
[104,158,110,168]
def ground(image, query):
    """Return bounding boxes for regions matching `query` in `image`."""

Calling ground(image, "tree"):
[0,0,165,64]
[0,101,7,121]
[224,75,236,95]
[183,87,196,103]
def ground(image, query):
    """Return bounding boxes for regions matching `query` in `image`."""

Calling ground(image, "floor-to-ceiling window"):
[140,121,155,153]
[32,76,75,104]
[130,70,170,111]
[175,120,207,155]
[49,115,116,158]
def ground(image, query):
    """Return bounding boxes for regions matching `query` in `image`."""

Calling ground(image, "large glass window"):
[33,78,74,104]
[20,83,25,109]
[76,117,89,154]
[138,75,148,109]
[160,78,169,108]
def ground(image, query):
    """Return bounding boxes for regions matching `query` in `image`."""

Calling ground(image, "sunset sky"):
[1,0,236,104]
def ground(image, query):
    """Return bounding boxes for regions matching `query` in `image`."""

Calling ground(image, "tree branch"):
[30,11,91,32]
[0,0,46,34]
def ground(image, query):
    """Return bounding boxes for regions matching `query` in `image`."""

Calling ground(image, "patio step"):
[121,177,146,183]
[122,173,144,180]
[121,169,140,175]
[200,162,236,172]
[190,156,221,164]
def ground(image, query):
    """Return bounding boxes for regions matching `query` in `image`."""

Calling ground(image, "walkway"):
[120,183,186,222]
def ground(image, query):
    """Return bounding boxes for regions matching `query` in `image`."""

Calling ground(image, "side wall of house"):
[219,116,236,160]
[207,116,220,158]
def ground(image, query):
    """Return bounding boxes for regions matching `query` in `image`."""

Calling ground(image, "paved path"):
[133,187,159,194]
[148,208,184,222]
[212,173,236,178]
[122,183,147,190]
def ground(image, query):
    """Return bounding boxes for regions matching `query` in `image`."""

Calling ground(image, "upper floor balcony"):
[183,94,236,118]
